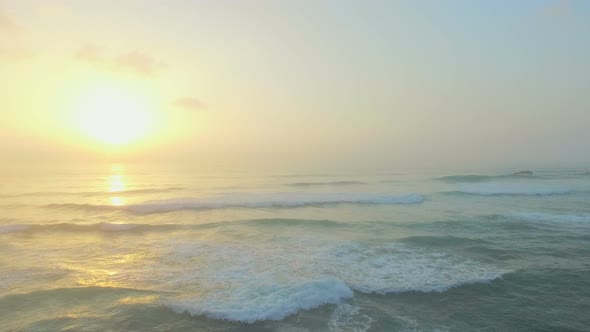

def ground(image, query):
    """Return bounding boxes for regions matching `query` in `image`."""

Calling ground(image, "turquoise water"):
[1,165,589,331]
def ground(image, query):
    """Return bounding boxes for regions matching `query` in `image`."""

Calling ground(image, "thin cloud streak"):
[0,9,20,33]
[172,97,206,110]
[75,45,164,77]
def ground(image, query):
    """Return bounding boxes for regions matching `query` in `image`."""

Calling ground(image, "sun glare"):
[74,84,154,145]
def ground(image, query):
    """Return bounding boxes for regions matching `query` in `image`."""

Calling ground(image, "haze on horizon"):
[1,0,589,172]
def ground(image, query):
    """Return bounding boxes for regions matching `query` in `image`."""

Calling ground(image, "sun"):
[74,84,154,145]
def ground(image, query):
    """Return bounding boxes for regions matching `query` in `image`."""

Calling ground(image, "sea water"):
[1,165,589,331]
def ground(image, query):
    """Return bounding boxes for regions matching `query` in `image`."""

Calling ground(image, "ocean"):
[1,165,589,331]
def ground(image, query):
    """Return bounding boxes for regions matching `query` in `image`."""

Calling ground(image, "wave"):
[324,243,505,294]
[128,193,424,214]
[0,218,347,235]
[241,218,343,228]
[45,193,423,214]
[0,222,167,235]
[509,212,590,224]
[158,240,505,323]
[0,187,186,198]
[454,184,571,196]
[0,224,31,234]
[1,285,151,300]
[0,234,505,323]
[436,174,495,183]
[167,278,353,323]
[0,286,156,309]
[435,173,546,183]
[46,203,119,212]
[400,235,489,248]
[285,181,367,187]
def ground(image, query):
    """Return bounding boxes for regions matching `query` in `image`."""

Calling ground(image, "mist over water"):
[1,165,589,331]
[2,0,590,330]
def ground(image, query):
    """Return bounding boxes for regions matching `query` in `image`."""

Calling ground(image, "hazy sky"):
[1,0,589,171]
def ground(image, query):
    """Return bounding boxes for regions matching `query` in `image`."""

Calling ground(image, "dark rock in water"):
[514,170,534,175]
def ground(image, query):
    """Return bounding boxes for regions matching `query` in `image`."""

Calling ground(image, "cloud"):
[0,9,33,61]
[541,0,572,19]
[75,45,164,77]
[115,51,161,76]
[0,9,20,33]
[172,97,206,110]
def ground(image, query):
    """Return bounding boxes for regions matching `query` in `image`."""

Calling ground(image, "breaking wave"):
[324,243,504,294]
[0,219,348,235]
[454,184,571,196]
[46,193,424,214]
[128,193,424,214]
[159,240,505,323]
[167,278,353,323]
[436,173,545,183]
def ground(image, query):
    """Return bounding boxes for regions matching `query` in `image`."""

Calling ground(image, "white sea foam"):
[328,304,374,332]
[0,224,30,234]
[159,238,504,323]
[322,243,504,294]
[168,278,353,323]
[128,193,424,214]
[456,183,570,196]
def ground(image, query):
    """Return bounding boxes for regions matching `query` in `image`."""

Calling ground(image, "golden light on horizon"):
[72,83,155,146]
[108,174,125,192]
[108,165,126,206]
[110,196,125,206]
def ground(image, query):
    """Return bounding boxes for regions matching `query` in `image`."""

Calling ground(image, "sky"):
[1,0,589,172]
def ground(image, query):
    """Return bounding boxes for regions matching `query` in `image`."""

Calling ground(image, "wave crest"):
[0,224,31,234]
[44,193,424,214]
[127,193,424,214]
[0,222,151,235]
[509,212,590,224]
[2,187,186,198]
[167,278,352,323]
[286,181,366,187]
[324,243,504,294]
[455,184,570,196]
[157,240,505,323]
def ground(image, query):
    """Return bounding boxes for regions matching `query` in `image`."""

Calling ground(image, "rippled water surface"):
[1,165,589,331]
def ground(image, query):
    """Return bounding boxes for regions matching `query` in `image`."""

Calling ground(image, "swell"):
[400,235,490,248]
[436,173,549,183]
[166,278,353,323]
[0,237,508,325]
[45,193,424,214]
[507,212,590,224]
[0,187,186,198]
[0,222,175,234]
[130,193,424,214]
[451,184,578,196]
[0,286,157,307]
[285,181,367,187]
[0,218,345,235]
[162,241,506,323]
